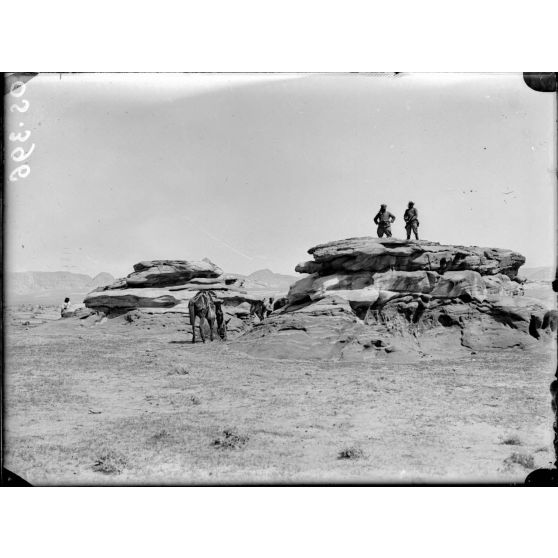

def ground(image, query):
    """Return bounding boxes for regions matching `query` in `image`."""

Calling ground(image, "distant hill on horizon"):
[519,266,554,282]
[229,268,300,293]
[4,267,300,305]
[5,271,115,305]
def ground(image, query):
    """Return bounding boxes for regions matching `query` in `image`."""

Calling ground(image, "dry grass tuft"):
[168,366,190,376]
[125,310,142,323]
[503,452,535,469]
[212,429,249,449]
[149,429,170,442]
[338,446,365,460]
[501,435,522,446]
[92,449,128,474]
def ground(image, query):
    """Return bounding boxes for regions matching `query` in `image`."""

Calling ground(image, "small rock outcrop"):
[233,238,551,360]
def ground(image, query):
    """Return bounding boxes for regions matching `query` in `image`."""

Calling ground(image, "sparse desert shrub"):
[92,449,128,474]
[503,452,535,469]
[125,310,142,323]
[338,446,365,460]
[149,429,170,443]
[168,366,190,376]
[212,429,249,449]
[501,435,522,446]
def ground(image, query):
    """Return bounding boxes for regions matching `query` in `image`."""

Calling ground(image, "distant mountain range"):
[6,271,115,295]
[232,269,300,292]
[5,271,115,304]
[519,266,554,282]
[4,268,299,305]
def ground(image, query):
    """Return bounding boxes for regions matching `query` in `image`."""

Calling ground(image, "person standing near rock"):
[374,204,396,238]
[61,297,71,317]
[403,201,420,240]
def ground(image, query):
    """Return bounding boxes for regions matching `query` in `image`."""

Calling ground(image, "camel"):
[188,290,226,343]
[273,296,288,312]
[250,297,275,321]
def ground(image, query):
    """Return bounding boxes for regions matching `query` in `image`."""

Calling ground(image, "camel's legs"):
[189,307,197,344]
[208,316,216,341]
[198,315,206,343]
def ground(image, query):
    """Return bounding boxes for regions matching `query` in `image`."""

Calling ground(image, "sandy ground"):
[3,306,556,485]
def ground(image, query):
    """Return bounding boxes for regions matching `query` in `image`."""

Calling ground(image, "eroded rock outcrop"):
[83,258,268,336]
[234,237,552,361]
[121,259,222,288]
[295,238,525,278]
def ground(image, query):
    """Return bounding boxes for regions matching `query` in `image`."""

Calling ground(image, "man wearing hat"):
[403,201,419,240]
[373,203,396,238]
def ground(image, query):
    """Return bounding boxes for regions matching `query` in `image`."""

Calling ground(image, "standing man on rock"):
[403,201,420,240]
[374,204,396,238]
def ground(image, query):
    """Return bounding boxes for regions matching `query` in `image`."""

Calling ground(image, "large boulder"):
[295,237,525,278]
[487,296,547,336]
[234,296,372,361]
[460,318,538,350]
[232,237,549,361]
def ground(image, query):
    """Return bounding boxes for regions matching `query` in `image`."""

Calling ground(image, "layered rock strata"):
[83,259,266,335]
[234,238,551,360]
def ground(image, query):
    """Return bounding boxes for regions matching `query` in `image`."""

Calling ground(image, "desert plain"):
[3,298,555,485]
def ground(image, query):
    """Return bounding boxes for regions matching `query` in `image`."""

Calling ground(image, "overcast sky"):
[5,73,556,278]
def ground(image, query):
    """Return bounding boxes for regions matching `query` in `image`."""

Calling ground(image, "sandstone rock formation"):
[295,238,525,277]
[83,258,271,336]
[234,238,552,361]
[123,259,222,288]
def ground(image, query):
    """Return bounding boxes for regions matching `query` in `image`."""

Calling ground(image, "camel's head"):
[214,300,227,340]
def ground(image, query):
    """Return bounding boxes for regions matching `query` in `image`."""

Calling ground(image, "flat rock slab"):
[125,259,223,288]
[84,286,265,311]
[167,282,247,294]
[295,237,525,278]
[84,288,180,309]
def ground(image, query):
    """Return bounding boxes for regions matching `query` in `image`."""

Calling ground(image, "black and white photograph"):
[3,71,557,486]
